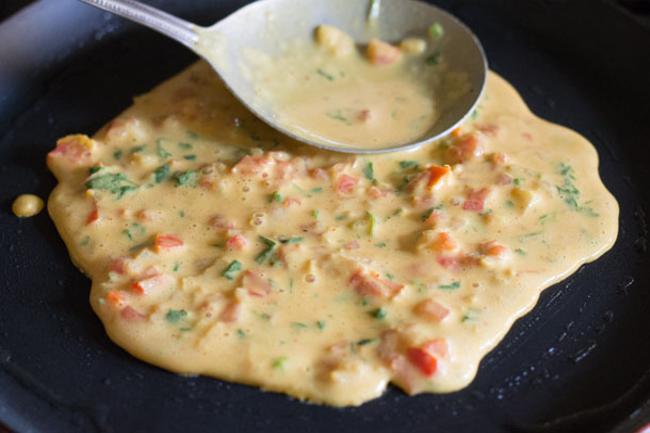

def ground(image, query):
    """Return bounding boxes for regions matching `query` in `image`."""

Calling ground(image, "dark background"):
[1,1,650,433]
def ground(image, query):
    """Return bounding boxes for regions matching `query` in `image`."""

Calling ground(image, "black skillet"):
[1,1,650,432]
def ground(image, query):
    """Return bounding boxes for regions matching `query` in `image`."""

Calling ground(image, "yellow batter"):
[46,59,618,406]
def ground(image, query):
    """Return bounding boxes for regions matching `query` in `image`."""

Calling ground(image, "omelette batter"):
[46,31,618,406]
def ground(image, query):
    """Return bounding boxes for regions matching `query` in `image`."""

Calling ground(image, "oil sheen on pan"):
[45,55,618,405]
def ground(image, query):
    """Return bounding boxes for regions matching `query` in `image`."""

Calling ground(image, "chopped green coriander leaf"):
[312,209,320,219]
[222,260,242,280]
[428,22,444,39]
[310,187,323,193]
[156,139,172,159]
[113,150,123,160]
[399,160,419,170]
[556,162,599,217]
[370,308,387,320]
[426,51,441,65]
[326,110,351,125]
[173,170,198,187]
[165,309,187,324]
[421,207,435,222]
[357,338,378,346]
[172,262,181,272]
[122,228,133,241]
[513,177,523,186]
[366,211,377,236]
[462,308,480,323]
[154,163,170,183]
[270,191,283,203]
[88,166,103,175]
[291,322,308,330]
[364,162,375,181]
[129,145,145,154]
[368,0,380,21]
[316,320,326,330]
[272,356,287,369]
[85,172,138,199]
[438,281,461,290]
[279,236,303,244]
[178,142,193,150]
[515,248,526,256]
[316,68,335,81]
[237,329,246,338]
[255,236,277,264]
[183,154,197,160]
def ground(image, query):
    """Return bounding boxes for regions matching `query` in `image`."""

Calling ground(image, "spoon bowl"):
[80,0,487,154]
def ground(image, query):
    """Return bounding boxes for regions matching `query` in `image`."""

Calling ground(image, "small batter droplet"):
[12,194,44,218]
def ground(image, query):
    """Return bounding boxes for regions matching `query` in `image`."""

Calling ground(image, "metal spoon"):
[79,0,487,154]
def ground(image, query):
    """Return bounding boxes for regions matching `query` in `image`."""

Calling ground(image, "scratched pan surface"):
[1,0,650,432]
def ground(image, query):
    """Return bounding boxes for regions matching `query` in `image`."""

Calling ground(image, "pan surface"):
[1,1,650,432]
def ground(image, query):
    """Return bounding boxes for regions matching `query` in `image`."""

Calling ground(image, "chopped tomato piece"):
[209,214,236,230]
[131,274,171,295]
[343,240,360,250]
[446,133,482,164]
[488,152,507,166]
[357,109,372,122]
[437,255,460,271]
[243,270,272,297]
[120,306,146,321]
[105,290,125,307]
[477,124,499,137]
[496,173,512,185]
[431,231,455,252]
[349,269,404,298]
[226,234,248,250]
[309,168,329,181]
[283,197,302,207]
[231,155,271,175]
[336,174,359,194]
[407,165,450,193]
[451,127,463,138]
[463,188,490,212]
[48,134,94,164]
[426,165,451,188]
[367,186,388,199]
[367,38,402,65]
[136,209,161,222]
[406,346,438,377]
[349,270,384,297]
[153,234,184,251]
[414,299,450,322]
[86,205,99,225]
[422,338,449,358]
[219,300,240,322]
[437,254,480,270]
[109,257,129,275]
[480,241,507,257]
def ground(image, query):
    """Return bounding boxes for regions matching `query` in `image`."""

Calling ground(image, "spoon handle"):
[78,0,199,49]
